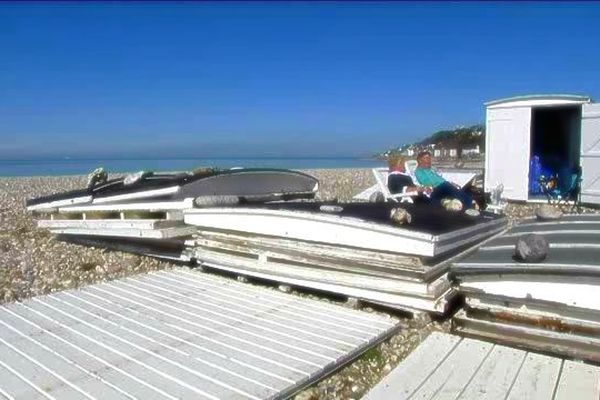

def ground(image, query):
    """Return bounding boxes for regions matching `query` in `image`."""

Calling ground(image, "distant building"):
[462,145,480,156]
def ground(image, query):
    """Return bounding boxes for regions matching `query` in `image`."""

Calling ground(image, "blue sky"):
[1,2,599,159]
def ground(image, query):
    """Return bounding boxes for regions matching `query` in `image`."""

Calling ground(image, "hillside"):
[381,124,485,159]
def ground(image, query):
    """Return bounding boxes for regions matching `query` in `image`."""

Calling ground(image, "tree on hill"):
[379,124,485,159]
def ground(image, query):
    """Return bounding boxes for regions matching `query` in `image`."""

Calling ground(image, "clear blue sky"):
[1,2,599,159]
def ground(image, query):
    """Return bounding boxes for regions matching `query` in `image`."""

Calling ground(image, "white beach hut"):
[484,94,600,205]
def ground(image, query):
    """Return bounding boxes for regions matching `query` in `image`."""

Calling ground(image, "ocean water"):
[0,157,384,177]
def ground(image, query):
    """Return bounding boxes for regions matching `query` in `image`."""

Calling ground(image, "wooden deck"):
[0,267,400,399]
[364,332,600,400]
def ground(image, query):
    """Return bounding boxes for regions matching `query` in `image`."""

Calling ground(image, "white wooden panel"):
[581,103,600,205]
[506,353,561,400]
[412,337,493,400]
[0,268,399,400]
[459,344,526,399]
[554,360,600,400]
[362,332,460,400]
[485,107,531,200]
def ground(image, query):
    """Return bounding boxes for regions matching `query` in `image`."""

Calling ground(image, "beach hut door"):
[486,107,531,201]
[581,103,600,205]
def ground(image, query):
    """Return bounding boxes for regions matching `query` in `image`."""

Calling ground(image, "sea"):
[0,157,385,177]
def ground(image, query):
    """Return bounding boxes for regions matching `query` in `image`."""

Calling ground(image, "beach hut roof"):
[485,94,592,109]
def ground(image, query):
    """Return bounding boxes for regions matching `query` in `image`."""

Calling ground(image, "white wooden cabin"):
[484,94,600,205]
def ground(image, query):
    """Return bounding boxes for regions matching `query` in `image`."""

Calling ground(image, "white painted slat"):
[92,281,341,366]
[169,269,393,331]
[128,274,366,347]
[0,312,135,400]
[114,275,356,355]
[84,285,317,375]
[24,299,225,400]
[38,219,179,230]
[36,295,268,400]
[363,332,460,400]
[458,345,526,400]
[554,360,600,400]
[506,353,562,400]
[64,290,302,384]
[57,291,289,392]
[140,273,371,343]
[0,349,59,400]
[411,337,493,400]
[0,305,176,399]
[48,226,197,239]
[172,268,396,327]
[0,268,399,399]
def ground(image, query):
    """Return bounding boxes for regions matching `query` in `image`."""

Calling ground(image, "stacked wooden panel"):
[182,207,507,315]
[33,201,196,240]
[452,214,600,362]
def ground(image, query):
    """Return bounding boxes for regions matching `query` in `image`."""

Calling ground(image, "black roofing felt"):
[452,215,600,277]
[484,233,600,248]
[245,202,505,236]
[509,222,600,234]
[457,246,600,267]
[26,169,318,207]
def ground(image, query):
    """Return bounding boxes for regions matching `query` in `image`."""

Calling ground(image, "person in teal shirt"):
[415,151,475,209]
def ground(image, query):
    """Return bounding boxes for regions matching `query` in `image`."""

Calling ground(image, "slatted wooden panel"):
[363,332,600,400]
[0,267,400,400]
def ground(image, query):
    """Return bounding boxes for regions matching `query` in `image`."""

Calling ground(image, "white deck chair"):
[371,168,418,203]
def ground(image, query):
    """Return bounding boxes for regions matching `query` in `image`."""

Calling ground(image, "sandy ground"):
[0,168,595,399]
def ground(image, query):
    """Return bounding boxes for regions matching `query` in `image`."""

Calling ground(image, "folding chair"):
[539,166,582,213]
[371,168,418,203]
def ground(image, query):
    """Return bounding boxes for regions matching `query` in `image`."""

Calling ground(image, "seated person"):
[387,153,430,203]
[414,151,475,209]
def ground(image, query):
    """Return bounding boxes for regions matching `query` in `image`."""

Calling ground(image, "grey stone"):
[346,297,362,309]
[514,234,549,263]
[278,284,292,293]
[390,207,412,225]
[535,204,563,221]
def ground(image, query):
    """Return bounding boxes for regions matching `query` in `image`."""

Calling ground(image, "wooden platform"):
[363,332,600,400]
[0,267,400,399]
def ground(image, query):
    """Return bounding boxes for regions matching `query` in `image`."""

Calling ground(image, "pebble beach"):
[0,168,596,399]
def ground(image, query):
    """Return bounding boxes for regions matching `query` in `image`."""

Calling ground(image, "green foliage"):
[380,124,485,157]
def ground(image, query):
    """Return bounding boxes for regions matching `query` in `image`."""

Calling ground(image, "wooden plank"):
[59,198,193,212]
[191,245,445,296]
[453,309,600,363]
[362,332,460,400]
[197,256,453,313]
[506,353,562,400]
[554,360,600,400]
[48,226,197,239]
[459,279,600,311]
[458,344,526,399]
[410,337,493,400]
[38,219,181,230]
[192,231,427,279]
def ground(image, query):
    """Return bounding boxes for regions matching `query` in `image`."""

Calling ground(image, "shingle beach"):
[1,168,595,399]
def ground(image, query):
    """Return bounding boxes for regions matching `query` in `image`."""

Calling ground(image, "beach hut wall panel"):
[581,103,600,204]
[484,95,599,204]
